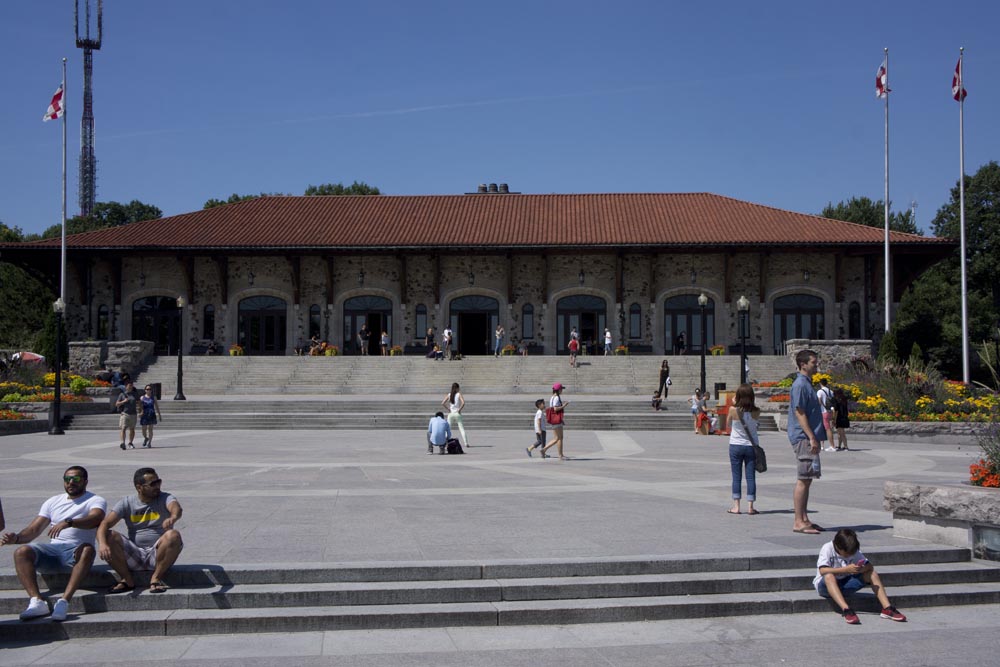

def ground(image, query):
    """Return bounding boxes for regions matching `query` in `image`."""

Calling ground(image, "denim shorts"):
[816,573,867,598]
[30,542,81,573]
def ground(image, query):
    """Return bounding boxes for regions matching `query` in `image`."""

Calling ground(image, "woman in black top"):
[832,387,850,451]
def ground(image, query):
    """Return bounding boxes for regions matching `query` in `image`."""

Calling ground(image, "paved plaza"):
[0,406,996,665]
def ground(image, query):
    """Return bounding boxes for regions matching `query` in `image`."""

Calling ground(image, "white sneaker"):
[19,597,49,620]
[824,446,837,452]
[50,597,69,622]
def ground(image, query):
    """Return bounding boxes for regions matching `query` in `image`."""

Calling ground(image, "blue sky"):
[2,1,997,236]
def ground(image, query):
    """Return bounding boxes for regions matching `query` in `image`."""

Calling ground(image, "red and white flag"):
[952,57,967,101]
[43,84,64,121]
[875,58,889,98]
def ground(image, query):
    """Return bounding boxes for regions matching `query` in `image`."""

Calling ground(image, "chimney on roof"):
[466,183,518,194]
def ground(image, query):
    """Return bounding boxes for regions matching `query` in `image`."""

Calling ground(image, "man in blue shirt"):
[427,411,452,455]
[788,349,825,535]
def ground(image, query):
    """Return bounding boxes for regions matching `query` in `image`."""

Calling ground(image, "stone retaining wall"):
[885,481,1000,560]
[69,340,155,377]
[784,339,874,368]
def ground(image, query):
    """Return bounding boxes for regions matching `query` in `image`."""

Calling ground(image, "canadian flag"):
[43,84,64,121]
[952,58,967,101]
[875,59,889,98]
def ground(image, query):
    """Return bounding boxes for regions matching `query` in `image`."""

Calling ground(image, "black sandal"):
[148,581,169,593]
[108,581,135,594]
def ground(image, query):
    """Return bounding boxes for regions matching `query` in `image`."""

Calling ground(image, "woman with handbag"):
[541,383,569,460]
[726,383,761,515]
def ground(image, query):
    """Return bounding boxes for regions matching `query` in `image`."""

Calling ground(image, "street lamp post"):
[698,293,708,396]
[738,295,750,385]
[174,296,186,400]
[49,298,66,435]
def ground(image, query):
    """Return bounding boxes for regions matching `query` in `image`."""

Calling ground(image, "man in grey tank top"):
[97,467,183,594]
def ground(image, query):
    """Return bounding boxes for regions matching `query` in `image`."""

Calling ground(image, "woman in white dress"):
[441,382,469,448]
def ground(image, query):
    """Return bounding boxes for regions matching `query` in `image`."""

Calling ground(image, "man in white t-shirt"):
[0,466,107,622]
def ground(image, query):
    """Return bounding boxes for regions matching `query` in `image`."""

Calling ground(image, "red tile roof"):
[15,193,951,250]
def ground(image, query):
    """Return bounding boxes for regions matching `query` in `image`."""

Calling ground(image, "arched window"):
[203,305,215,340]
[664,295,715,354]
[522,304,534,339]
[415,304,428,340]
[97,305,110,339]
[309,304,321,338]
[556,295,607,353]
[132,296,182,354]
[238,296,288,355]
[629,303,642,339]
[448,295,500,355]
[772,294,825,353]
[849,301,861,339]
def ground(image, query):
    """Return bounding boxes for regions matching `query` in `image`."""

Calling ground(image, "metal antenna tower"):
[75,0,102,217]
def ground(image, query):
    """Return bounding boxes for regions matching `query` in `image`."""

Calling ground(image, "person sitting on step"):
[97,467,183,595]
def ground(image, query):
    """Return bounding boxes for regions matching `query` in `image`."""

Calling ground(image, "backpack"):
[819,387,833,409]
[446,438,464,454]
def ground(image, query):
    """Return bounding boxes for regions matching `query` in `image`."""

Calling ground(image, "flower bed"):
[767,393,790,402]
[1,393,93,403]
[0,409,31,421]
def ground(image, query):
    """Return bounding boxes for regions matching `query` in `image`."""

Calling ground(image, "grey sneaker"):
[50,598,69,622]
[526,447,533,458]
[20,597,49,620]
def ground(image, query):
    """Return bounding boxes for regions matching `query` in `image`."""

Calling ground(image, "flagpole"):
[61,57,67,302]
[959,47,969,383]
[883,47,891,333]
[51,58,68,436]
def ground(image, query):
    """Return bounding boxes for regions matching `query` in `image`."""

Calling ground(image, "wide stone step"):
[7,582,1000,640]
[3,562,996,616]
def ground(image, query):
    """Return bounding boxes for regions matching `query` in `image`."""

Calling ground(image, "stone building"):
[1,190,953,357]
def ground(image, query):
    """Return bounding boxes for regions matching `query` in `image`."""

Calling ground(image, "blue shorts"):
[30,542,83,573]
[816,574,867,598]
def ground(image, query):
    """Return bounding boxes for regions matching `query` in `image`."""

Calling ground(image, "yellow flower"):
[915,396,933,409]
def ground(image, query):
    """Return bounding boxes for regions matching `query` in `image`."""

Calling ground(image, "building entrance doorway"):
[343,296,392,355]
[664,294,715,355]
[772,294,824,354]
[556,295,607,354]
[132,296,180,355]
[449,295,499,356]
[238,296,287,355]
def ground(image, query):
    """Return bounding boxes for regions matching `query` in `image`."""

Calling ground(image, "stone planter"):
[884,481,1000,560]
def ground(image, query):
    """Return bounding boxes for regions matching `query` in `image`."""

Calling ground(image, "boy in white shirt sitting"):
[814,528,906,625]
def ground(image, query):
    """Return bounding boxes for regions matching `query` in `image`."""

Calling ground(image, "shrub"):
[878,329,899,363]
[70,377,91,395]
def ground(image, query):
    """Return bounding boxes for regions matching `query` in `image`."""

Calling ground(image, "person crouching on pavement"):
[0,466,107,621]
[98,467,183,594]
[427,411,452,455]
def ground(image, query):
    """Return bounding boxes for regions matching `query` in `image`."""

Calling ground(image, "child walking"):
[525,399,547,457]
[814,528,907,624]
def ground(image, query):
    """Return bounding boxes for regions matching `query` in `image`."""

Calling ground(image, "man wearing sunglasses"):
[97,467,183,594]
[0,466,107,622]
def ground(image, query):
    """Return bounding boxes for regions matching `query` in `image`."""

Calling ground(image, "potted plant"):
[324,344,339,356]
[709,344,726,356]
[229,344,244,356]
[614,345,629,356]
[502,344,516,356]
[390,345,403,356]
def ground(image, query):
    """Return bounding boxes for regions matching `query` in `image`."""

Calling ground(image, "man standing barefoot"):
[788,349,825,534]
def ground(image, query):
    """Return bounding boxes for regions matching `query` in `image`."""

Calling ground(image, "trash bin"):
[150,382,162,400]
[714,382,726,400]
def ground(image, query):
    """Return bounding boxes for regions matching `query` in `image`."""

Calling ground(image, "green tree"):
[931,161,1000,309]
[0,221,54,350]
[821,197,920,235]
[41,200,162,239]
[203,193,277,209]
[304,181,380,196]
[892,162,1000,379]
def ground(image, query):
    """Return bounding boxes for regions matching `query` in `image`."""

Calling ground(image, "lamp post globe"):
[697,293,708,396]
[174,296,186,400]
[49,298,66,435]
[737,295,750,385]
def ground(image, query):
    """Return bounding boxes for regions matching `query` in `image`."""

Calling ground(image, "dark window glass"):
[309,304,321,338]
[203,305,215,340]
[629,303,641,339]
[522,304,534,339]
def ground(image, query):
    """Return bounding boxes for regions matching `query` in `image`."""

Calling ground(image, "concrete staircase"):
[4,546,999,640]
[61,399,781,432]
[136,354,797,396]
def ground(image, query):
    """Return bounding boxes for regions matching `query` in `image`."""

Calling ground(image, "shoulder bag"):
[738,409,767,473]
